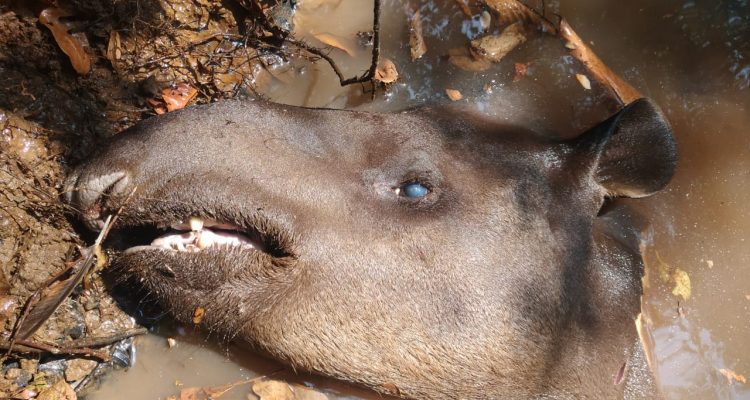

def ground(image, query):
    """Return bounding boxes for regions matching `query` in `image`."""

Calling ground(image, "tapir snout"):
[65,98,676,399]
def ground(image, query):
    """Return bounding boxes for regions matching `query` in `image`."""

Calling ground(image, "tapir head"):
[65,98,675,399]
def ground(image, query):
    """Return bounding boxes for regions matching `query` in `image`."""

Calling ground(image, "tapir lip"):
[103,204,296,260]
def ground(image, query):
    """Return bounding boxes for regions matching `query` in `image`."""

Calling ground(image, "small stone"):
[64,359,97,382]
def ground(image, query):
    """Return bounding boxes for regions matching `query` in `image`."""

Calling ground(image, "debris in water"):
[374,59,398,84]
[671,268,691,301]
[719,368,747,385]
[513,62,529,82]
[313,33,356,56]
[409,10,427,61]
[445,89,463,101]
[470,22,526,63]
[576,73,592,90]
[167,338,177,348]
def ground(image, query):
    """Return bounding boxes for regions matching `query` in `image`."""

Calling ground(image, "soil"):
[0,0,273,397]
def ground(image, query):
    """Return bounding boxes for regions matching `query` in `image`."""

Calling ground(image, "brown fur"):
[65,98,676,399]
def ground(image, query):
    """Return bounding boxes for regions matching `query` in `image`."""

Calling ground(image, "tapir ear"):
[574,98,677,198]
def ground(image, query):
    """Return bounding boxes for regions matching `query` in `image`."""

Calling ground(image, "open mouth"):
[107,214,293,259]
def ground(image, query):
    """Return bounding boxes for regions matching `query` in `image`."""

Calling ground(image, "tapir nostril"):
[65,171,130,230]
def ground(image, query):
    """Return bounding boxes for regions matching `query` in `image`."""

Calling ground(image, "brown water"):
[88,0,750,399]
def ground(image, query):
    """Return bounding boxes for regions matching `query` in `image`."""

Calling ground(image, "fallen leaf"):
[483,0,556,33]
[513,62,528,81]
[106,31,122,62]
[445,88,462,101]
[576,73,591,90]
[374,59,398,84]
[39,8,91,75]
[719,368,747,385]
[409,10,427,61]
[167,337,177,348]
[671,268,691,300]
[163,83,198,112]
[560,20,641,104]
[313,33,356,56]
[252,380,294,400]
[193,306,205,324]
[147,98,169,115]
[448,47,492,72]
[36,380,76,400]
[470,22,526,63]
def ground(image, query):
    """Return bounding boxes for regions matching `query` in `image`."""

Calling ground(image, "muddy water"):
[88,1,749,399]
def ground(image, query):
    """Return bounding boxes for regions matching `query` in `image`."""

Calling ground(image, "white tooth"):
[190,217,204,232]
[197,233,212,249]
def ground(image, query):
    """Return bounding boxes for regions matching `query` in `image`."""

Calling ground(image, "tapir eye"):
[398,182,430,198]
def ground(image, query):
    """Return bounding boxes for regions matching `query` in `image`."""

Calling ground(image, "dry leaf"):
[409,10,427,61]
[252,380,294,400]
[483,0,556,33]
[719,368,747,385]
[147,98,169,115]
[448,47,492,72]
[106,31,122,62]
[576,73,592,90]
[445,89,462,101]
[313,33,356,56]
[470,22,526,63]
[39,8,91,75]
[374,59,398,84]
[163,83,198,112]
[560,20,640,105]
[513,62,528,81]
[193,306,205,324]
[671,268,691,300]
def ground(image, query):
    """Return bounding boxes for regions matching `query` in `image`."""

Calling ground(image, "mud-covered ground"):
[0,0,276,397]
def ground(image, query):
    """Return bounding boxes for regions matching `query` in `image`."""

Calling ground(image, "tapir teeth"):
[145,217,259,253]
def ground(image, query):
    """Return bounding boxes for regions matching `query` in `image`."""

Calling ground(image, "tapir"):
[65,97,676,399]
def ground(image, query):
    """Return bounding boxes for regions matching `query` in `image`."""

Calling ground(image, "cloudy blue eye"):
[400,182,430,198]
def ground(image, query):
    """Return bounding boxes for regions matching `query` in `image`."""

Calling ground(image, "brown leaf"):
[313,33,356,56]
[163,83,198,112]
[576,73,592,90]
[147,98,168,115]
[374,59,399,84]
[252,380,294,400]
[483,0,556,33]
[448,47,492,72]
[445,89,462,101]
[470,21,526,63]
[719,368,747,385]
[513,62,528,81]
[559,20,641,105]
[39,8,91,75]
[193,306,205,324]
[106,31,122,62]
[409,10,427,61]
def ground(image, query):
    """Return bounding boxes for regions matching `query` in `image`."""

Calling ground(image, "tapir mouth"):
[101,210,294,260]
[122,217,266,254]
